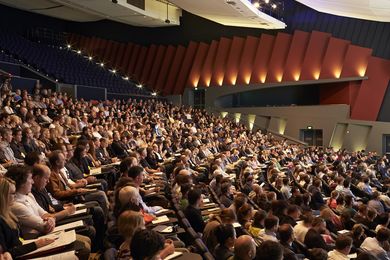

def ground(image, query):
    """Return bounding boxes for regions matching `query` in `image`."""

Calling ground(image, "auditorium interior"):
[0,0,389,259]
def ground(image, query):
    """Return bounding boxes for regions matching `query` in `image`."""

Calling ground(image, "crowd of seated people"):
[1,84,390,260]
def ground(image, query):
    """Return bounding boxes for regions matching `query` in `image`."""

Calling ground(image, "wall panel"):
[250,34,275,84]
[300,31,331,80]
[127,44,140,75]
[164,45,186,95]
[147,45,166,86]
[320,37,350,79]
[133,46,148,79]
[175,41,199,94]
[266,33,292,83]
[210,37,231,87]
[155,45,176,92]
[200,40,219,87]
[340,45,372,77]
[140,45,157,83]
[224,37,245,86]
[237,36,259,85]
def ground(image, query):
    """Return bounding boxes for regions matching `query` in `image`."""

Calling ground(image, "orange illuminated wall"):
[69,31,390,121]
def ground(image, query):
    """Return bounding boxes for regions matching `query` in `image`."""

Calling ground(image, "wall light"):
[151,92,157,96]
[253,1,260,8]
[67,44,71,48]
[100,63,104,67]
[124,76,129,80]
[88,56,93,61]
[137,84,143,88]
[358,67,367,77]
[77,50,81,54]
[221,112,228,118]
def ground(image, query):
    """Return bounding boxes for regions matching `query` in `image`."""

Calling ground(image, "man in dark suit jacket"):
[110,131,129,159]
[304,217,332,251]
[279,224,303,260]
[184,189,205,234]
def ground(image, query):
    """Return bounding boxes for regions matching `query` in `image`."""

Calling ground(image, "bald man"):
[233,235,256,260]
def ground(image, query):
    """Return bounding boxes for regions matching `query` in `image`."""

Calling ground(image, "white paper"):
[74,203,85,209]
[233,222,241,228]
[89,167,102,175]
[154,172,164,176]
[156,208,169,215]
[203,198,210,203]
[208,208,220,212]
[152,215,170,224]
[161,226,173,233]
[22,230,76,257]
[69,208,87,216]
[348,253,357,258]
[51,220,83,233]
[164,251,183,260]
[30,251,77,260]
[337,230,350,234]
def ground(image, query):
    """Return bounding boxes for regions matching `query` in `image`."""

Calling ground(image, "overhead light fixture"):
[264,0,269,3]
[112,69,116,73]
[55,79,58,82]
[67,44,71,48]
[137,84,143,88]
[100,63,104,67]
[272,3,277,9]
[124,76,129,80]
[88,56,93,60]
[151,92,157,96]
[77,50,81,54]
[253,1,260,8]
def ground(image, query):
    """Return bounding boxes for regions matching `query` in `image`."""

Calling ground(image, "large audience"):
[0,83,390,260]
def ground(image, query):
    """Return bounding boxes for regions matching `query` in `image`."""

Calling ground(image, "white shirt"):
[360,237,390,260]
[328,250,350,260]
[293,222,310,243]
[11,193,49,235]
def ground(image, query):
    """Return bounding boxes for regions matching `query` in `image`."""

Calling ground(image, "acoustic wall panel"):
[147,45,166,86]
[109,42,120,67]
[340,45,372,78]
[300,31,331,80]
[103,40,114,62]
[224,37,245,86]
[211,37,231,87]
[164,45,186,95]
[282,30,310,82]
[133,46,148,79]
[351,57,390,121]
[200,40,219,87]
[320,37,350,79]
[237,36,259,85]
[155,45,176,92]
[175,41,199,94]
[127,44,140,75]
[114,43,126,71]
[120,43,134,73]
[186,42,208,88]
[266,33,292,83]
[140,44,157,83]
[250,34,275,84]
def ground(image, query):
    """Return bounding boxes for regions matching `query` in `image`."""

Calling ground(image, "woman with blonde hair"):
[0,177,54,258]
[116,210,145,259]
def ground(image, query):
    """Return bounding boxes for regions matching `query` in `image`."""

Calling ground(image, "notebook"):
[152,215,170,224]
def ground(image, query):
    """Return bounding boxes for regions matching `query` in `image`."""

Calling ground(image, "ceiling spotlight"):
[88,56,93,60]
[137,84,143,88]
[124,76,129,80]
[265,0,269,3]
[112,69,116,73]
[253,1,260,8]
[67,44,71,48]
[100,63,104,67]
[151,92,157,96]
[77,50,81,54]
[272,3,277,8]
[55,79,58,82]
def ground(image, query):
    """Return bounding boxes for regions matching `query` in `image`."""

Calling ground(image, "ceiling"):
[296,0,390,22]
[170,0,286,29]
[0,0,181,27]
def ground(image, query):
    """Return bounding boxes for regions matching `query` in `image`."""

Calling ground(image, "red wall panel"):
[237,36,259,85]
[140,45,158,83]
[90,37,99,54]
[186,42,208,88]
[210,38,231,87]
[120,43,134,73]
[250,34,275,84]
[224,37,245,86]
[319,82,353,105]
[148,45,166,86]
[95,38,105,57]
[320,37,350,79]
[133,46,148,79]
[86,37,95,52]
[127,44,140,76]
[282,30,310,82]
[175,41,199,94]
[103,41,113,62]
[164,45,186,95]
[155,45,176,92]
[266,33,292,83]
[200,40,219,87]
[113,43,126,70]
[340,45,372,78]
[351,58,390,121]
[300,31,331,80]
[109,42,120,67]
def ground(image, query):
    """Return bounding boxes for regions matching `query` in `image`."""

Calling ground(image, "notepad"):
[337,230,350,234]
[74,203,85,209]
[203,198,210,203]
[89,167,102,175]
[51,220,84,233]
[203,203,216,207]
[233,222,241,228]
[154,172,164,176]
[152,215,169,224]
[155,208,170,215]
[22,230,76,257]
[30,250,77,260]
[164,251,183,260]
[208,208,220,212]
[69,208,87,216]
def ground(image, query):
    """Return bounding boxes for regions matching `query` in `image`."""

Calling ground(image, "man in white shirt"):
[6,165,55,236]
[259,216,279,242]
[293,214,313,243]
[328,235,353,260]
[361,228,390,260]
